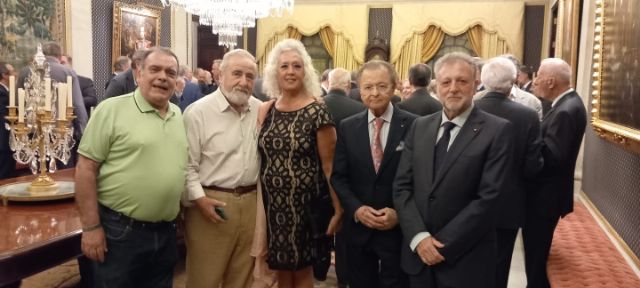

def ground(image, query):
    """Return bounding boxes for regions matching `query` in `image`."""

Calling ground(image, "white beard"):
[222,87,251,107]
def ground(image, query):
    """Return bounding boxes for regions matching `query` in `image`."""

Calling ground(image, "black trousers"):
[347,235,407,288]
[0,150,16,180]
[495,228,519,288]
[335,230,349,287]
[523,216,559,288]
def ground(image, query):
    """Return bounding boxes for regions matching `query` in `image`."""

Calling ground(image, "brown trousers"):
[185,189,257,288]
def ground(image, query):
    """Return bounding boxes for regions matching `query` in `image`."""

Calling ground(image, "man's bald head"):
[328,68,351,94]
[532,58,572,101]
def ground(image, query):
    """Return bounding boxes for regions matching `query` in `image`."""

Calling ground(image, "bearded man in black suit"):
[524,58,587,288]
[393,52,513,288]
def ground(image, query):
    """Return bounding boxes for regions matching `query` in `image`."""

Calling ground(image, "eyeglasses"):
[361,83,392,93]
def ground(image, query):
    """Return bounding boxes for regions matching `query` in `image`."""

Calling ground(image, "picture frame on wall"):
[0,0,70,68]
[112,1,161,66]
[591,0,640,154]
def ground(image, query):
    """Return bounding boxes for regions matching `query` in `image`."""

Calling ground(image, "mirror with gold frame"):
[591,0,640,154]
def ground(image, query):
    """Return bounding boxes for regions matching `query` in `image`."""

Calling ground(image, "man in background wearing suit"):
[324,67,365,288]
[0,61,16,180]
[519,64,552,116]
[332,60,414,288]
[524,58,587,288]
[18,42,88,137]
[61,55,97,117]
[393,52,513,288]
[105,56,131,89]
[176,65,204,111]
[324,68,365,126]
[475,57,544,288]
[105,50,145,98]
[397,63,442,116]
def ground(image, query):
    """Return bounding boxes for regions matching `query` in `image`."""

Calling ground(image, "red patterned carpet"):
[548,202,640,288]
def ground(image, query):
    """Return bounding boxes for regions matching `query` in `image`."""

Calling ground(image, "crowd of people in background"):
[0,38,587,288]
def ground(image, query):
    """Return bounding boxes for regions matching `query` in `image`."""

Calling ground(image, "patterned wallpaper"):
[368,8,392,44]
[92,0,171,101]
[583,126,640,259]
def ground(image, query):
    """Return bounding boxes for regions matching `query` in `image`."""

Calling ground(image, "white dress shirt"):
[183,89,261,201]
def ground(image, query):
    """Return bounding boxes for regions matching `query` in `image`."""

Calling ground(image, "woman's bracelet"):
[82,223,102,232]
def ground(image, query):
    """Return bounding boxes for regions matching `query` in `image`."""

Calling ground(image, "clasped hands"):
[355,205,398,230]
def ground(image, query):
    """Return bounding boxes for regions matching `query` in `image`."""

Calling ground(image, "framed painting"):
[112,2,161,62]
[591,0,640,153]
[0,0,70,68]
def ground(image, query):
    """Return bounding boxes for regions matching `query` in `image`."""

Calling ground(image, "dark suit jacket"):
[332,108,416,246]
[397,87,442,116]
[104,69,136,98]
[529,91,586,218]
[0,85,9,152]
[323,89,365,127]
[475,92,543,229]
[178,81,205,111]
[393,107,512,284]
[78,75,97,117]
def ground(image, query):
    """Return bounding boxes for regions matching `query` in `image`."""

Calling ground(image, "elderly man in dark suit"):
[61,55,98,117]
[475,57,544,288]
[397,63,442,116]
[324,67,365,288]
[0,61,16,180]
[324,68,365,126]
[332,60,415,288]
[105,50,145,98]
[524,58,587,288]
[393,52,513,288]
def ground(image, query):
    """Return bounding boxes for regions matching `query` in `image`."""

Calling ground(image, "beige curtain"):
[257,26,302,72]
[319,26,335,58]
[465,24,511,59]
[318,25,361,71]
[391,2,524,62]
[333,33,361,71]
[467,25,483,56]
[393,26,444,81]
[422,26,445,63]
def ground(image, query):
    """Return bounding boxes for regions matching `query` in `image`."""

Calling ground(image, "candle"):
[9,76,15,106]
[66,75,73,107]
[18,88,25,123]
[44,77,51,110]
[58,84,67,120]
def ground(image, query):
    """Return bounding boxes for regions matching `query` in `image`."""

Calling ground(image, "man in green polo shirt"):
[75,46,187,288]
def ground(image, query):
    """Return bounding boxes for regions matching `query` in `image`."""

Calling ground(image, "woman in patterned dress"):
[257,39,343,288]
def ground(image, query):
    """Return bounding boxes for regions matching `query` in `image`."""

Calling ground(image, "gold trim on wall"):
[112,2,162,66]
[579,192,640,269]
[590,0,640,154]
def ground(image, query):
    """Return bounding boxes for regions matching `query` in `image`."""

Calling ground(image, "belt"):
[99,204,175,230]
[202,184,257,195]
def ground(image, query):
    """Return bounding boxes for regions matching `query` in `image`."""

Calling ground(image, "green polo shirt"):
[78,89,188,222]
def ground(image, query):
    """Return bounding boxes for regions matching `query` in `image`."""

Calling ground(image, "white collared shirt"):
[367,103,394,151]
[552,88,574,108]
[183,89,261,201]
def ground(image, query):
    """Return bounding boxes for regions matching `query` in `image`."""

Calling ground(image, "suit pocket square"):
[395,142,405,151]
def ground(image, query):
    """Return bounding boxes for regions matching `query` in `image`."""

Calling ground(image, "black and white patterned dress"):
[257,101,334,270]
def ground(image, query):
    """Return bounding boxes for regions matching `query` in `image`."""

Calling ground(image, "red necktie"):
[372,118,384,173]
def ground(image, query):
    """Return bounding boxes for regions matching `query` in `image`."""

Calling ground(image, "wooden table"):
[0,170,81,286]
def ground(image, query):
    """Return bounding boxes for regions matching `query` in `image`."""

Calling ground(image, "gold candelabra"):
[4,44,76,194]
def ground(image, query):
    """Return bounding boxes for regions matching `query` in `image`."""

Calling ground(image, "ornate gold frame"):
[112,2,162,64]
[591,0,640,154]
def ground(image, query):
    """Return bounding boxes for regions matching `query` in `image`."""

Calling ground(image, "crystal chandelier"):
[161,0,294,48]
